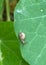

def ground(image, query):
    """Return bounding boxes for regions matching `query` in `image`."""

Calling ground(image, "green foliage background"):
[0,0,4,20]
[0,22,29,65]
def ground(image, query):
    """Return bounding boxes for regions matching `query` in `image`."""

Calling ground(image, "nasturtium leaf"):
[0,22,29,65]
[14,0,46,65]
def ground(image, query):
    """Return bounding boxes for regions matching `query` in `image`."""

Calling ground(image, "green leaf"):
[0,22,29,65]
[14,0,46,65]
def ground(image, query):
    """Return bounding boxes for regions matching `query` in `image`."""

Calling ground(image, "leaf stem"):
[5,0,10,21]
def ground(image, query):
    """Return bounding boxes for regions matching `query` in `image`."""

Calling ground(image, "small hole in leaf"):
[40,9,44,12]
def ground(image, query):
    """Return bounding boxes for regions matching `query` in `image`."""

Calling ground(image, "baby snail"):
[18,32,25,44]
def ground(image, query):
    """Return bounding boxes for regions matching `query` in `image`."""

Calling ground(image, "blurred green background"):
[0,22,29,65]
[0,0,19,21]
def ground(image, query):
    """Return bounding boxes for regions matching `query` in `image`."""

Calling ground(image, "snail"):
[18,32,25,44]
